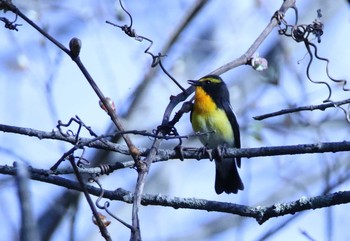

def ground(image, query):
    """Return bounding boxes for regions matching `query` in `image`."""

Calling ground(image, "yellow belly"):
[191,88,234,148]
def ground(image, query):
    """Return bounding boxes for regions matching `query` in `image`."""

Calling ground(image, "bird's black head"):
[188,75,230,105]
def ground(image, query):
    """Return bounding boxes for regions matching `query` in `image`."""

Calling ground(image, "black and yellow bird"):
[188,75,244,194]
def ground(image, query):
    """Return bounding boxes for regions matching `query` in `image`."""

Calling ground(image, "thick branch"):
[1,164,349,224]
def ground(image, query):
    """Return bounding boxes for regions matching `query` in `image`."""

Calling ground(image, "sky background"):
[1,0,350,241]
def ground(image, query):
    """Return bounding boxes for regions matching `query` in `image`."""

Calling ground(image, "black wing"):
[221,100,241,168]
[189,101,194,123]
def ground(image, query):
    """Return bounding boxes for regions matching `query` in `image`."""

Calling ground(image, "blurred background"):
[1,0,350,240]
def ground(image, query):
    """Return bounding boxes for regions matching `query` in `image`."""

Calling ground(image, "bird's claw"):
[207,149,213,161]
[174,145,185,161]
[174,145,215,161]
[215,144,227,163]
[196,146,213,161]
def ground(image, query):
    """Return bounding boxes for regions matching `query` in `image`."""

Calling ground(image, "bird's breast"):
[191,87,234,148]
[193,87,217,115]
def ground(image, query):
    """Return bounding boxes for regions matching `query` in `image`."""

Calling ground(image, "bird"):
[188,74,244,194]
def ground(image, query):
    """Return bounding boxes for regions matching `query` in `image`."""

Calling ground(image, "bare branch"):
[211,0,297,75]
[254,98,350,120]
[67,156,112,241]
[2,123,350,166]
[15,162,40,241]
[2,164,350,225]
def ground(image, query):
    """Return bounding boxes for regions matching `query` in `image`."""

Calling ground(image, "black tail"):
[214,158,244,194]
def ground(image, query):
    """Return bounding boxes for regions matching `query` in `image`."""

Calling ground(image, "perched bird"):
[188,75,244,194]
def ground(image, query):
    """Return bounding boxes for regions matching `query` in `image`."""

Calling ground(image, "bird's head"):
[188,75,229,101]
[188,75,223,87]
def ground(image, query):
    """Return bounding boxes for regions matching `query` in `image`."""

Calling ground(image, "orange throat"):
[193,87,217,114]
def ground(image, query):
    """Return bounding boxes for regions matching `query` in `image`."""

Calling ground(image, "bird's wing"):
[221,101,241,168]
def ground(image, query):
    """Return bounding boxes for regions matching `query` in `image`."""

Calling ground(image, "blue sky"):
[1,0,350,241]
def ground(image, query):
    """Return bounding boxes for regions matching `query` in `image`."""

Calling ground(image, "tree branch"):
[211,0,296,75]
[2,124,350,167]
[1,163,349,225]
[15,162,40,241]
[253,98,350,120]
[67,156,112,241]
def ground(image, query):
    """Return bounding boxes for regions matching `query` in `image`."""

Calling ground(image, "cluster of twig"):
[257,6,350,121]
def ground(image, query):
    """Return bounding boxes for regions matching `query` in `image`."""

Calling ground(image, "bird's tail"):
[214,158,244,194]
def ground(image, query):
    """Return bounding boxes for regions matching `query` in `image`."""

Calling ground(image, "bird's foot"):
[174,145,213,161]
[198,146,213,161]
[215,144,227,163]
[174,145,186,161]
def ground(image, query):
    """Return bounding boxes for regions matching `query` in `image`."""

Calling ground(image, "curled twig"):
[278,9,349,104]
[270,9,350,123]
[310,40,350,93]
[0,9,21,31]
[94,178,134,230]
[279,13,332,102]
[68,156,112,241]
[303,41,332,102]
[106,0,185,92]
[56,115,98,143]
[51,116,100,170]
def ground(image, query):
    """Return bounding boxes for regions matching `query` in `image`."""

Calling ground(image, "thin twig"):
[68,156,112,241]
[211,0,297,75]
[72,57,140,162]
[253,98,350,120]
[121,0,210,115]
[94,179,134,230]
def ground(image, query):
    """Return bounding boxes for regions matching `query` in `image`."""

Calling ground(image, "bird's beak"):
[188,80,201,86]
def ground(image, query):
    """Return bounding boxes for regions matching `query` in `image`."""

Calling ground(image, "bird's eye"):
[205,80,211,84]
